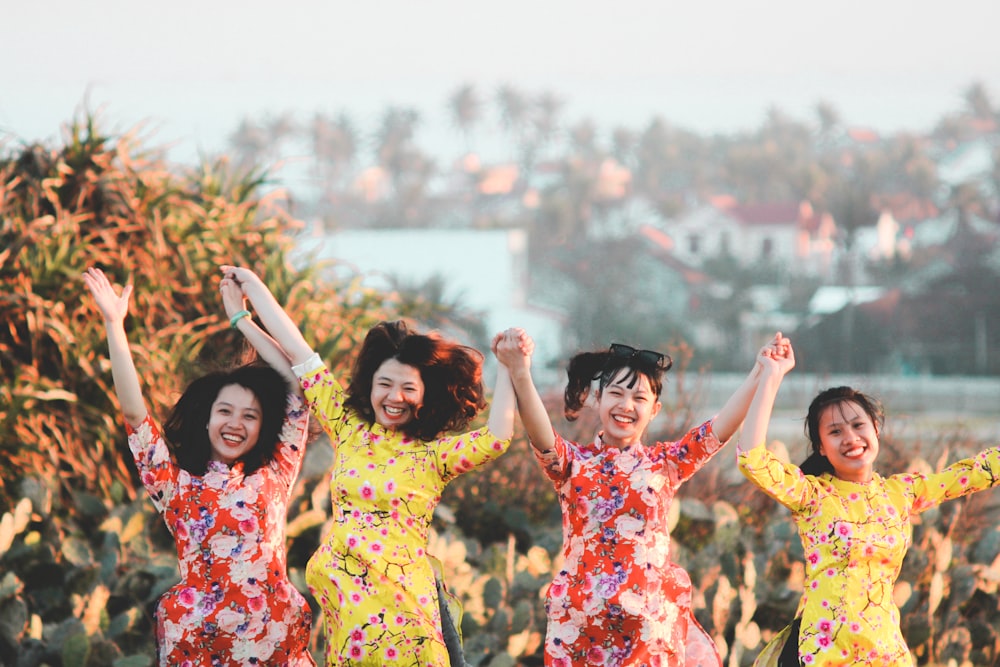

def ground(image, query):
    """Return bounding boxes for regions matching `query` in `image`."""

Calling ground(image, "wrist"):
[230,309,252,329]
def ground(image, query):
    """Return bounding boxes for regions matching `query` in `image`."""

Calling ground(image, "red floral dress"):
[533,421,725,667]
[127,393,315,667]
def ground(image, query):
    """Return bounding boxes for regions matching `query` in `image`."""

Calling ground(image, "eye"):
[243,413,259,421]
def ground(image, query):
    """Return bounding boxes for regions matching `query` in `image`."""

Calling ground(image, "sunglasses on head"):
[609,343,672,371]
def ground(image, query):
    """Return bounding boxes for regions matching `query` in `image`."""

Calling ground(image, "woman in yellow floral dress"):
[738,379,1000,667]
[221,265,521,667]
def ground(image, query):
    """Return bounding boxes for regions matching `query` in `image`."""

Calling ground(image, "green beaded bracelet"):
[229,309,251,329]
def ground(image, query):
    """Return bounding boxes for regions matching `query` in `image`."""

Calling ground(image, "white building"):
[664,200,838,279]
[295,228,565,379]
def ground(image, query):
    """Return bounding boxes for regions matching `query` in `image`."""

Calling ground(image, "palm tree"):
[447,83,482,155]
[963,81,995,120]
[495,83,530,160]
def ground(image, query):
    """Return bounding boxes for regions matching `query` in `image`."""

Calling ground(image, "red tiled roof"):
[726,202,801,226]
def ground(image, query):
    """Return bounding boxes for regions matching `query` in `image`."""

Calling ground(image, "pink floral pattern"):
[127,393,314,667]
[298,365,510,666]
[533,421,725,667]
[738,445,1000,666]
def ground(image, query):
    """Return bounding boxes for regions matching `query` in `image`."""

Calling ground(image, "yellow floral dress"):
[738,445,1000,667]
[298,364,511,666]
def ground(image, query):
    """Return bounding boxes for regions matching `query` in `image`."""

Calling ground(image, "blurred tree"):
[373,106,435,227]
[447,83,482,155]
[495,83,530,162]
[964,81,995,120]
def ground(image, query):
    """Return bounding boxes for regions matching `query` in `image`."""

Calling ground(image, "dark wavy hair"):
[344,320,487,441]
[563,345,672,422]
[163,363,290,476]
[800,386,885,476]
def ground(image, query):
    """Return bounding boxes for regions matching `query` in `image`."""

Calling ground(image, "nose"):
[386,385,403,401]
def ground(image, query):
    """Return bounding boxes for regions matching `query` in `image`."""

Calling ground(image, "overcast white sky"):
[3,0,999,163]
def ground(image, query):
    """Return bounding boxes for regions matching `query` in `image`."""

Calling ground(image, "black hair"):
[344,320,486,440]
[163,363,289,475]
[800,386,884,476]
[563,345,672,421]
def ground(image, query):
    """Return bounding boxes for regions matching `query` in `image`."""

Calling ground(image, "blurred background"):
[4,2,1000,665]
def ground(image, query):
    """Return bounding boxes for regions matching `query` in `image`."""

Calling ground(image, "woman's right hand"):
[83,267,132,325]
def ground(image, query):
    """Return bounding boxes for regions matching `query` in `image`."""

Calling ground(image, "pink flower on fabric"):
[385,646,399,660]
[178,588,198,607]
[348,644,364,659]
[586,646,606,664]
[247,596,265,613]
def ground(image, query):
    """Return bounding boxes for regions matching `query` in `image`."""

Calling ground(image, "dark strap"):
[777,617,802,667]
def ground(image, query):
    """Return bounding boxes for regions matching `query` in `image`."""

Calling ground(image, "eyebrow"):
[215,401,261,415]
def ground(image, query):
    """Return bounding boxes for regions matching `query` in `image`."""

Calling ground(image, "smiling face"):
[596,368,662,449]
[817,400,880,483]
[207,384,263,465]
[370,357,425,429]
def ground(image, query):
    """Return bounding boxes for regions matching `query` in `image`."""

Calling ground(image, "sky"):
[3,0,1000,165]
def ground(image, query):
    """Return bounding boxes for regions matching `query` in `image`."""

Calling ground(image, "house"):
[661,200,838,279]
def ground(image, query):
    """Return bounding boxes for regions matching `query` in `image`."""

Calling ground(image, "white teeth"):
[222,433,243,444]
[385,406,404,416]
[613,415,634,424]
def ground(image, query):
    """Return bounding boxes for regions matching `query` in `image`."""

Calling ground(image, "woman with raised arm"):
[496,331,792,667]
[739,382,1000,667]
[84,267,314,666]
[219,264,521,667]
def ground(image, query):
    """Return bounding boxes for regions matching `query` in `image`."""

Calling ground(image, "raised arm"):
[712,331,790,442]
[219,275,300,393]
[83,268,148,428]
[219,265,316,366]
[495,329,555,454]
[738,338,795,454]
[485,329,521,441]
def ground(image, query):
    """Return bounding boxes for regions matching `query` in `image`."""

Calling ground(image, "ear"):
[650,400,662,421]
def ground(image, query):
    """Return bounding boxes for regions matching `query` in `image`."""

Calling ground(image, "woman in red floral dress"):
[496,332,791,667]
[85,267,315,666]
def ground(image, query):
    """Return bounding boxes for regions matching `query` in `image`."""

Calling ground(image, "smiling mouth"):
[842,445,866,458]
[612,415,635,425]
[222,433,245,446]
[383,406,407,417]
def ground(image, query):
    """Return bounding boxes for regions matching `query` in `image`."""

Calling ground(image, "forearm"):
[233,318,301,393]
[712,363,763,442]
[486,365,516,441]
[509,367,556,453]
[240,280,315,365]
[738,369,784,454]
[105,321,148,428]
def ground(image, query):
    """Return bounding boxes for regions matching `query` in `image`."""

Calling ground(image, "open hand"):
[83,268,132,325]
